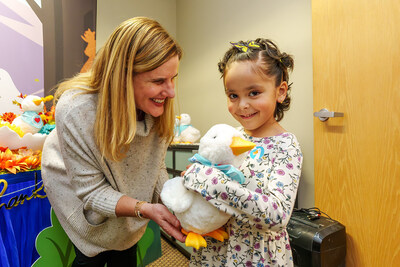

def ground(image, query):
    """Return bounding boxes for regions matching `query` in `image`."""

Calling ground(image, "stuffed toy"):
[173,113,201,143]
[12,95,53,134]
[161,124,255,249]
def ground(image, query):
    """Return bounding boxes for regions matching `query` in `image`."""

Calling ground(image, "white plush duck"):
[161,124,255,249]
[174,113,201,143]
[12,95,53,134]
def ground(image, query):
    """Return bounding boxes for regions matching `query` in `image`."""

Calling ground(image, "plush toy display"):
[161,124,255,250]
[12,95,53,134]
[173,113,201,144]
[0,94,55,151]
[0,94,55,174]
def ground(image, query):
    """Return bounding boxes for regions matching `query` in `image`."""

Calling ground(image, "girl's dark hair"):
[218,38,294,122]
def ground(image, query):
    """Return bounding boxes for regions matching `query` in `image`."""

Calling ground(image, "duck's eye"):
[213,136,217,139]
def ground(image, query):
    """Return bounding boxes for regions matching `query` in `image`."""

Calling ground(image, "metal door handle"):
[313,108,344,121]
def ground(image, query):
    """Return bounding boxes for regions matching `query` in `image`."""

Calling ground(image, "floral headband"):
[230,40,260,52]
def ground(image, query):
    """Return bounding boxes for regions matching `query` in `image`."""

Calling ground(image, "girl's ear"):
[276,81,288,103]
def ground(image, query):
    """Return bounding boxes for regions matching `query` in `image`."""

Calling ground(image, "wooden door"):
[312,0,400,266]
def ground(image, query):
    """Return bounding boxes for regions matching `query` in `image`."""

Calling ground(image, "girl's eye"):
[249,91,260,97]
[228,94,238,99]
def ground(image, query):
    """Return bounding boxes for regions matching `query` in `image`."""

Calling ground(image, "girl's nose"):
[239,99,249,109]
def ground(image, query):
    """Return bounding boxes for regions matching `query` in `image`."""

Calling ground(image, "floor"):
[147,236,190,267]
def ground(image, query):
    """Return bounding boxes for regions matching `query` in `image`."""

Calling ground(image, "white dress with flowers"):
[183,131,303,267]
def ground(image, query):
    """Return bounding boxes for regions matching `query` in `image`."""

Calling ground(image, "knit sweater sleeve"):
[183,135,303,231]
[55,93,123,218]
[153,149,170,203]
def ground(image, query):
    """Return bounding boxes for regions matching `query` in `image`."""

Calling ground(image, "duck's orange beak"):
[230,136,255,156]
[33,99,43,106]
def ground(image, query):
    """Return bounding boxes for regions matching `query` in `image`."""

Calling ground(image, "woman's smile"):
[151,98,166,106]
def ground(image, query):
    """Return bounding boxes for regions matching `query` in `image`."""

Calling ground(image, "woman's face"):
[133,55,179,117]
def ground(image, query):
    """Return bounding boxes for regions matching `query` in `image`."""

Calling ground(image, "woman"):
[41,17,185,266]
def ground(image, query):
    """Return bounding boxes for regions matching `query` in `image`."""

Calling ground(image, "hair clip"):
[247,41,260,48]
[230,40,260,52]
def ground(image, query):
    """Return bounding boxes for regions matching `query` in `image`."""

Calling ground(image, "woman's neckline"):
[136,109,145,121]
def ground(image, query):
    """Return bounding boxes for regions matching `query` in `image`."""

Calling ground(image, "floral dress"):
[183,131,303,267]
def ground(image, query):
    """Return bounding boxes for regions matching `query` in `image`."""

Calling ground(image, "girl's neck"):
[244,121,286,138]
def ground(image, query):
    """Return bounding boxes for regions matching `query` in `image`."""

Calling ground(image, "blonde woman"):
[41,17,185,266]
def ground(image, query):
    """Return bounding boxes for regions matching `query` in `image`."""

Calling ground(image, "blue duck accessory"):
[189,153,245,184]
[175,124,191,135]
[21,111,43,129]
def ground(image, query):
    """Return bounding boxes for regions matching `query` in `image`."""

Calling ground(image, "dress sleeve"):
[56,100,123,218]
[183,137,302,231]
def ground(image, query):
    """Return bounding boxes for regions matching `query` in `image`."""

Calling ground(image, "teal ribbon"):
[175,124,191,135]
[189,153,245,184]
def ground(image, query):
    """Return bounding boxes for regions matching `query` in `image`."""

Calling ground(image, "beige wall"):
[96,0,314,208]
[96,0,177,44]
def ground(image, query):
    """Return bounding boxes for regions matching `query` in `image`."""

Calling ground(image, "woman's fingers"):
[161,221,186,243]
[146,204,186,243]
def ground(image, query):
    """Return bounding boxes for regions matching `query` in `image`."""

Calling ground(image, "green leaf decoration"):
[32,209,162,266]
[137,225,154,265]
[32,208,75,267]
[137,220,162,266]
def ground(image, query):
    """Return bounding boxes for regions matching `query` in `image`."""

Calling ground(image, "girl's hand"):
[141,203,186,243]
[180,164,192,176]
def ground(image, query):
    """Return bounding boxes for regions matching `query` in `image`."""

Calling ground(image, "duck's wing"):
[160,177,194,213]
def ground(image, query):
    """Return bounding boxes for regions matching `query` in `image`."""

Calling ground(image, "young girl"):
[183,38,303,266]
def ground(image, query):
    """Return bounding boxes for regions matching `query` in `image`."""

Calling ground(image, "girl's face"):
[133,55,179,117]
[224,61,287,137]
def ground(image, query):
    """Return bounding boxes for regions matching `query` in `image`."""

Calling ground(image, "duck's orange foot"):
[204,228,229,242]
[181,229,207,250]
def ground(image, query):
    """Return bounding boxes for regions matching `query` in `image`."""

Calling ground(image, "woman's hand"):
[141,203,186,243]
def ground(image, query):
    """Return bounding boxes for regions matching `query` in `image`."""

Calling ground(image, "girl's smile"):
[240,112,258,119]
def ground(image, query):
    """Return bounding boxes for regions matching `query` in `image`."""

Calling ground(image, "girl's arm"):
[183,142,302,231]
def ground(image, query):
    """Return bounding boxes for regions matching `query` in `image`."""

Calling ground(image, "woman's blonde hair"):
[54,17,182,161]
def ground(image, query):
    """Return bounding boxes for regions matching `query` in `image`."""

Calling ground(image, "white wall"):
[97,0,314,208]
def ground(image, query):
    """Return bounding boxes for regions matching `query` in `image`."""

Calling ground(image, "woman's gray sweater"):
[41,90,169,257]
